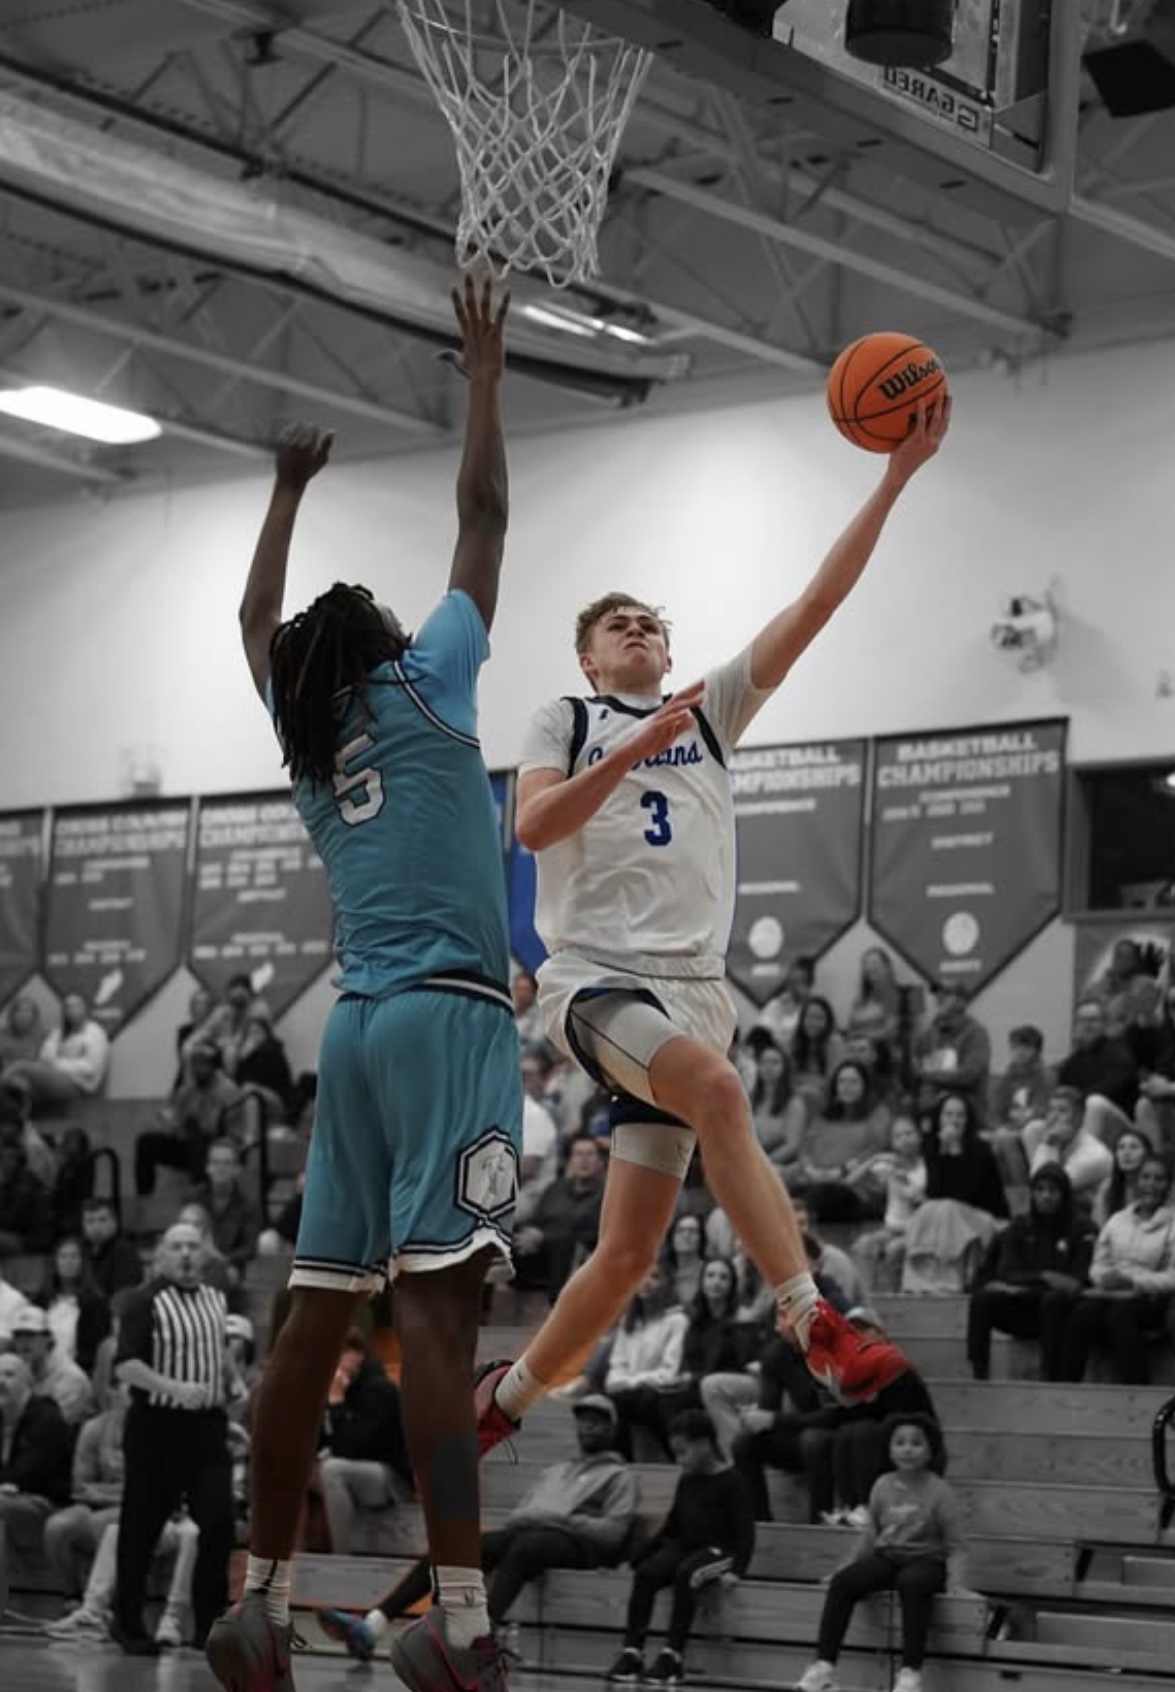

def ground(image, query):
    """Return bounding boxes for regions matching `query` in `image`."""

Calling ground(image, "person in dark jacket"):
[967,1165,1096,1379]
[922,1094,1008,1219]
[0,1353,74,1587]
[513,1132,605,1299]
[607,1409,755,1687]
[1056,998,1138,1129]
[81,1198,144,1301]
[314,1330,412,1553]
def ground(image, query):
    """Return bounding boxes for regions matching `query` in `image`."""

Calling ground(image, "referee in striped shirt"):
[113,1220,234,1653]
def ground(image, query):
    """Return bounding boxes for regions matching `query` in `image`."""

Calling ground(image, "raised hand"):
[622,678,706,764]
[275,422,333,490]
[886,392,951,486]
[451,271,510,382]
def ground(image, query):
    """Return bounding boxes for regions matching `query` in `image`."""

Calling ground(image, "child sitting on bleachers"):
[796,1413,970,1692]
[606,1409,754,1688]
[850,1113,927,1293]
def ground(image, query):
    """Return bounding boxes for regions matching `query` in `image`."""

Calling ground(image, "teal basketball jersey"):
[271,590,510,999]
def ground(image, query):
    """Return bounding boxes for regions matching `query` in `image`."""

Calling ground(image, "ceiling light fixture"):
[0,384,162,444]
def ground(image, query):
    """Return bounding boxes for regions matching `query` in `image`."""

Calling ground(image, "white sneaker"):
[795,1662,839,1692]
[154,1605,185,1648]
[893,1672,923,1692]
[45,1607,111,1641]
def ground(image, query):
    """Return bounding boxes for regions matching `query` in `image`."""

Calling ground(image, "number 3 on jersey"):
[641,789,672,847]
[333,732,384,826]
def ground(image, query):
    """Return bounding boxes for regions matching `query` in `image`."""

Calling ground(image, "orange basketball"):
[827,332,949,452]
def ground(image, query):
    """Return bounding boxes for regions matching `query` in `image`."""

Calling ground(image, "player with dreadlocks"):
[206,277,521,1692]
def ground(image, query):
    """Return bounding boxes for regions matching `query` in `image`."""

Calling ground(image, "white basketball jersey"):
[520,650,770,978]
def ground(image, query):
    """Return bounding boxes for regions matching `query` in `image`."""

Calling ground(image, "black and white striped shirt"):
[116,1278,227,1409]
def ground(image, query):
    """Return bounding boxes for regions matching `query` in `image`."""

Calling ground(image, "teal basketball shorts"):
[291,984,522,1291]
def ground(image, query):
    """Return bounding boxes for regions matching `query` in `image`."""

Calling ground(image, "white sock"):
[776,1272,820,1349]
[244,1555,291,1625]
[493,1357,546,1423]
[364,1608,389,1640]
[435,1567,489,1648]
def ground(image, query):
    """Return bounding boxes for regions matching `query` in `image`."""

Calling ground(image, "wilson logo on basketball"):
[877,358,942,401]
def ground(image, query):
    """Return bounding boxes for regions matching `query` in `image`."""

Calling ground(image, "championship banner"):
[189,793,334,1018]
[45,802,192,1031]
[869,719,1067,991]
[728,741,867,1007]
[0,811,46,1005]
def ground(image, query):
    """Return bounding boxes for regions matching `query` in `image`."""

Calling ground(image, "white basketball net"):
[396,0,652,287]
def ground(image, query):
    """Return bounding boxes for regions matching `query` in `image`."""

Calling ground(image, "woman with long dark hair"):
[38,1234,110,1373]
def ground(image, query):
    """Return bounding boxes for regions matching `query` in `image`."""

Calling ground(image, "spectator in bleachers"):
[842,1031,900,1112]
[1093,1125,1153,1226]
[45,1509,200,1649]
[10,1304,94,1426]
[0,994,44,1069]
[513,1130,605,1300]
[990,1023,1053,1140]
[1022,1086,1114,1201]
[49,1124,96,1238]
[112,1219,234,1653]
[796,1413,967,1692]
[232,1006,294,1123]
[312,1328,413,1554]
[900,1095,1007,1295]
[747,1039,807,1176]
[183,972,255,1078]
[0,1251,33,1342]
[789,995,846,1113]
[0,1352,73,1594]
[81,1196,143,1301]
[511,967,545,1049]
[655,1258,745,1438]
[191,1139,261,1284]
[852,1114,928,1294]
[752,956,815,1052]
[796,1062,892,1224]
[257,1169,304,1260]
[1045,1152,1175,1383]
[0,1132,52,1253]
[966,1166,1096,1381]
[1131,976,1175,1154]
[662,1213,707,1309]
[604,1266,690,1461]
[845,946,901,1050]
[514,1050,559,1222]
[320,1394,638,1663]
[174,986,216,1087]
[912,984,992,1126]
[1094,938,1157,1038]
[6,992,110,1111]
[0,1071,58,1187]
[698,1245,847,1460]
[135,1041,243,1197]
[606,1409,754,1689]
[1055,998,1137,1146]
[42,1383,127,1604]
[36,1235,111,1374]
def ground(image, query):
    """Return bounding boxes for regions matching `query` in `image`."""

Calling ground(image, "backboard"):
[562,0,1080,219]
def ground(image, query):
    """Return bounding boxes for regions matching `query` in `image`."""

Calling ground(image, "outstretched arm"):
[240,424,333,699]
[748,398,951,692]
[447,274,510,632]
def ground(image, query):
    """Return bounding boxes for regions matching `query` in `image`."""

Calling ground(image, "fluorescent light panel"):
[521,303,656,345]
[0,384,161,444]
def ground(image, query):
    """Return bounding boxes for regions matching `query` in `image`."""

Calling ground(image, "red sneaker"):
[474,1360,519,1458]
[804,1301,910,1404]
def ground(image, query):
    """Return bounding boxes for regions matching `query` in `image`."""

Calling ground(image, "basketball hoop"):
[396,0,652,288]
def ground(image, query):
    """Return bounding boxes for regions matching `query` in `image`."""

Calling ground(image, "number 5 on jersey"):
[641,789,672,847]
[333,733,384,826]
